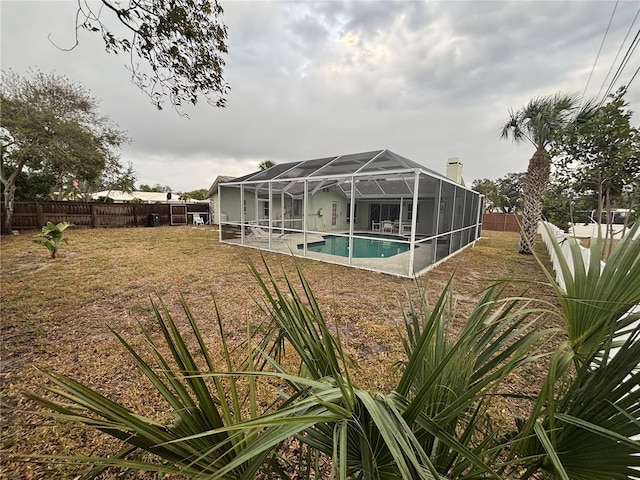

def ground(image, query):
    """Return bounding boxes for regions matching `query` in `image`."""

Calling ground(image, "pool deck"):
[222,230,442,278]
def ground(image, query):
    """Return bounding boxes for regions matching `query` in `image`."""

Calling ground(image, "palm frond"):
[540,222,640,362]
[501,92,586,150]
[516,223,640,479]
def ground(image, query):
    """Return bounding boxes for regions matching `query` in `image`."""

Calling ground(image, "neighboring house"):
[206,176,234,224]
[217,149,484,278]
[91,190,204,204]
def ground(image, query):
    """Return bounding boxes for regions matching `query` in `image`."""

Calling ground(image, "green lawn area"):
[1,226,559,479]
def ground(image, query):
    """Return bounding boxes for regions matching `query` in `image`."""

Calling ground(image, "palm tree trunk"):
[519,148,550,254]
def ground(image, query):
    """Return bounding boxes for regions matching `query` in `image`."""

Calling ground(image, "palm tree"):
[258,159,276,170]
[500,93,593,254]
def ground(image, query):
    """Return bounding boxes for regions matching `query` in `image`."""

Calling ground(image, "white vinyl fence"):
[538,221,603,291]
[539,221,639,456]
[539,220,639,324]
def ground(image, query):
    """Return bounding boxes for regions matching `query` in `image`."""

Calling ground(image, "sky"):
[1,1,639,193]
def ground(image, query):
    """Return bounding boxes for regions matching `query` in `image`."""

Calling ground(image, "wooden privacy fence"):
[1,201,211,231]
[482,213,522,232]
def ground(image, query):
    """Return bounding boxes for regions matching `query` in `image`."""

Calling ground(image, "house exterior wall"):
[306,186,348,231]
[209,194,219,224]
[218,186,256,223]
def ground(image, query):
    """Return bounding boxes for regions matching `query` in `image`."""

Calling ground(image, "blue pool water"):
[300,235,410,258]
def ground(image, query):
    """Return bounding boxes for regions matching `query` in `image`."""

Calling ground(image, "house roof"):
[221,149,472,199]
[206,175,234,198]
[230,149,448,184]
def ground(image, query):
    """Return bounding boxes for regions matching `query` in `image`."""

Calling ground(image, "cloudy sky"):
[2,1,639,193]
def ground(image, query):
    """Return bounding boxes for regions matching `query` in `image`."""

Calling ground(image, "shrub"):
[32,221,74,258]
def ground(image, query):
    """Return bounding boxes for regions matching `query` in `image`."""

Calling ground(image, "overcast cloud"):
[1,1,638,192]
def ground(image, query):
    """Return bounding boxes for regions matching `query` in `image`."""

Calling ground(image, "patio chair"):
[248,226,287,244]
[382,220,394,233]
[192,213,205,225]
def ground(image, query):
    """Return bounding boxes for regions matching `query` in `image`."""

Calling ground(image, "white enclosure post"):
[268,182,273,249]
[434,181,442,264]
[408,170,420,277]
[240,185,245,244]
[303,180,308,256]
[280,191,285,235]
[348,176,355,265]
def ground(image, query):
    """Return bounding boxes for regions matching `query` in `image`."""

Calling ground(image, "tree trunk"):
[1,142,23,235]
[2,182,16,235]
[622,184,637,237]
[596,173,604,239]
[518,148,550,254]
[1,161,23,235]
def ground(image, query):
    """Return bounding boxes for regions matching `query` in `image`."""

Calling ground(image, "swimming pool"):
[299,235,410,258]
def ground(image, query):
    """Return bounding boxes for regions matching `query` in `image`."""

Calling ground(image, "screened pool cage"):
[218,150,484,278]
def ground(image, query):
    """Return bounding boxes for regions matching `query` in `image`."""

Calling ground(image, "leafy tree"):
[259,160,276,171]
[541,182,573,231]
[471,178,499,212]
[181,188,208,200]
[500,93,595,254]
[496,172,525,213]
[472,173,524,213]
[80,158,137,201]
[1,70,129,234]
[138,183,172,193]
[69,0,229,110]
[4,165,57,201]
[554,87,640,247]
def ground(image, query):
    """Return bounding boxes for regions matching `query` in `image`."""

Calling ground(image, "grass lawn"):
[0,226,560,479]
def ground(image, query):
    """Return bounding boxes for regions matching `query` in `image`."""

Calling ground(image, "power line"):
[599,28,640,106]
[594,5,640,101]
[626,65,640,89]
[581,0,619,102]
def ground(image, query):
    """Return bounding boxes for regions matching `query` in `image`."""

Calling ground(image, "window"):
[263,202,269,217]
[331,202,338,226]
[370,203,400,222]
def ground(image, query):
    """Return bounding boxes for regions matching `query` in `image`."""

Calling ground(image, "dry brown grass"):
[0,226,560,479]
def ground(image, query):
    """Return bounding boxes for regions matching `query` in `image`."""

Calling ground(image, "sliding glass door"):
[370,203,400,222]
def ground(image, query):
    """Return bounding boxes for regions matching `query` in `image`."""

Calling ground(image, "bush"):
[32,221,74,258]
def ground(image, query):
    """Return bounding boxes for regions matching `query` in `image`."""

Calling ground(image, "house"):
[91,190,204,204]
[216,149,484,278]
[206,176,234,224]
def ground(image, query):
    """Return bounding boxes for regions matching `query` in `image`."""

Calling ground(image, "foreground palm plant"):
[27,223,640,479]
[513,222,640,479]
[29,264,546,479]
[249,263,547,479]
